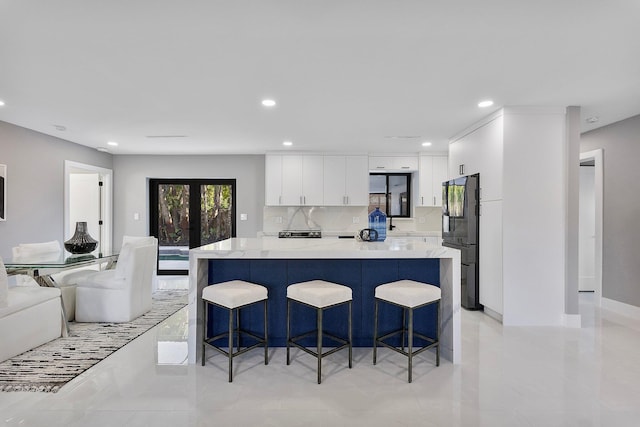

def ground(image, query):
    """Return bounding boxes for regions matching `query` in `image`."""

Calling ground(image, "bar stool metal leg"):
[402,308,406,352]
[202,299,208,366]
[228,308,234,382]
[436,300,441,366]
[264,299,269,365]
[373,299,379,365]
[408,308,414,383]
[317,307,323,384]
[348,301,352,368]
[236,309,241,353]
[286,298,291,365]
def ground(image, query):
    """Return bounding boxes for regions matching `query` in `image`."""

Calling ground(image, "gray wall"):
[581,114,640,307]
[0,121,113,260]
[112,155,264,246]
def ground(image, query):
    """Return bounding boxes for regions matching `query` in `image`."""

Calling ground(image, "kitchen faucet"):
[389,216,396,231]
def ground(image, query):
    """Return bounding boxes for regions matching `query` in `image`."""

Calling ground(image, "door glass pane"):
[200,184,233,245]
[157,184,190,271]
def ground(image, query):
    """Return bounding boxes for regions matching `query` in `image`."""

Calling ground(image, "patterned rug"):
[0,289,188,393]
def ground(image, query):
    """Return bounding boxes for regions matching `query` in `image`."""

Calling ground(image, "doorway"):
[579,149,603,305]
[149,179,236,275]
[64,161,113,255]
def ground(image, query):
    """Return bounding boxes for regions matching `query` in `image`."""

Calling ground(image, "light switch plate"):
[240,213,248,221]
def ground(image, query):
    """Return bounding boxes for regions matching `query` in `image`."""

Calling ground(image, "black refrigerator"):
[442,173,482,310]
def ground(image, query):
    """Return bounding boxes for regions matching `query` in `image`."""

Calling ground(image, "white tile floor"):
[2,282,640,426]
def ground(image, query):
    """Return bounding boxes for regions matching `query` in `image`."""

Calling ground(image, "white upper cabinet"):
[265,154,283,206]
[368,155,418,171]
[266,154,323,206]
[448,115,503,201]
[323,155,369,206]
[418,155,448,206]
[301,155,324,206]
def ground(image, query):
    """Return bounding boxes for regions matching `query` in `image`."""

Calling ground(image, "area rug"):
[0,289,188,393]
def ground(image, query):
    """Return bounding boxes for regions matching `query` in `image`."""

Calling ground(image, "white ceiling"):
[1,0,639,155]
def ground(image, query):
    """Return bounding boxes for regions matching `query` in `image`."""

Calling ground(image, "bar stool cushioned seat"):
[373,279,441,383]
[287,280,352,384]
[202,280,268,382]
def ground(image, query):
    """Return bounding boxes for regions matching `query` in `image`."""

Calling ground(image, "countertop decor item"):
[64,221,98,254]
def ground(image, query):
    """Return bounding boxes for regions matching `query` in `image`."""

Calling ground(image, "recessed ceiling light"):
[585,116,599,124]
[107,141,119,146]
[0,100,5,107]
[262,99,276,107]
[96,147,109,153]
[421,141,432,147]
[282,141,293,146]
[53,124,66,131]
[478,100,494,108]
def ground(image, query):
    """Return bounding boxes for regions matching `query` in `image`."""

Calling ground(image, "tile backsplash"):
[263,206,442,234]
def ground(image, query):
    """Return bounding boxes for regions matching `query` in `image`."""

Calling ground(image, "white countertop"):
[191,237,456,259]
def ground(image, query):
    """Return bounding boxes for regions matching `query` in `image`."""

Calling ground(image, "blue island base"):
[206,258,440,347]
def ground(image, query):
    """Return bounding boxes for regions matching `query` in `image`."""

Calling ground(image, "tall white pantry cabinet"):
[448,107,567,326]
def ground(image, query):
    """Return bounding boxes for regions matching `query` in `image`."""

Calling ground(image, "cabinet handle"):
[346,196,349,205]
[401,166,410,169]
[376,166,385,169]
[279,195,282,205]
[421,196,424,205]
[433,196,436,205]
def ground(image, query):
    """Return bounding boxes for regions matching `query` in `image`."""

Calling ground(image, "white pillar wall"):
[501,107,567,326]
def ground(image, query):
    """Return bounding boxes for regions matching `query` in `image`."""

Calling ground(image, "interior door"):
[150,179,236,275]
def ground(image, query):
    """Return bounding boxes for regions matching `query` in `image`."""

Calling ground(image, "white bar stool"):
[286,280,353,384]
[201,280,268,382]
[373,279,441,383]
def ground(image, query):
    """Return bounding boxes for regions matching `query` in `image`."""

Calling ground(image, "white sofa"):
[75,236,158,323]
[0,257,63,363]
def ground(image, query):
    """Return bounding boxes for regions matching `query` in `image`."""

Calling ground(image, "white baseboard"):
[602,297,640,320]
[562,313,582,328]
[483,306,503,323]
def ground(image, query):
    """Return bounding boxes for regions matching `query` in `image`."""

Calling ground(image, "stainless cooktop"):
[278,230,322,238]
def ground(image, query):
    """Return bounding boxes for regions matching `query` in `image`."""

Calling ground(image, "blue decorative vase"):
[64,221,98,254]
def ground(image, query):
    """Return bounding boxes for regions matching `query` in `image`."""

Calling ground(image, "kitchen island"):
[188,238,461,364]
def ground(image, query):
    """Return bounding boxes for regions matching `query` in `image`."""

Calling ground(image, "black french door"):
[149,179,236,275]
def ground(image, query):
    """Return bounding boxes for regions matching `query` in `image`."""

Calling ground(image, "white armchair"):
[0,257,63,363]
[75,236,158,323]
